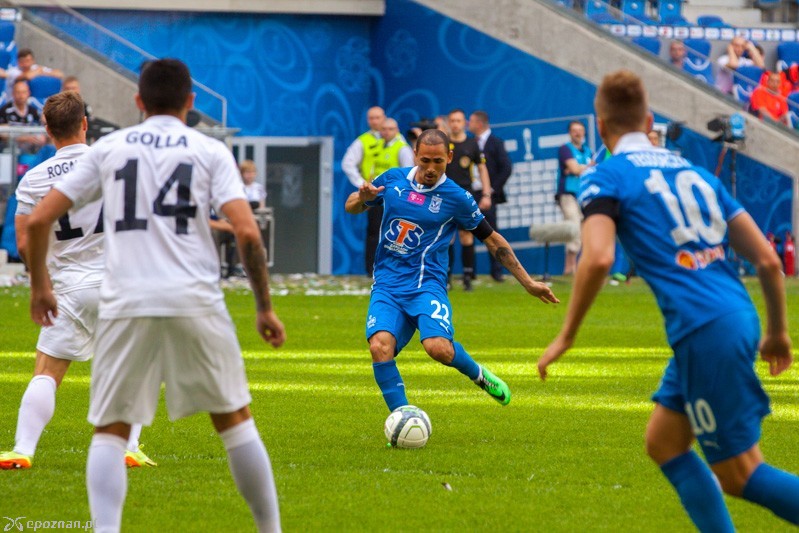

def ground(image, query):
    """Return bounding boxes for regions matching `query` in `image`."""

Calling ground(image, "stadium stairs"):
[8,6,222,129]
[415,0,799,231]
[683,0,762,27]
[13,15,140,128]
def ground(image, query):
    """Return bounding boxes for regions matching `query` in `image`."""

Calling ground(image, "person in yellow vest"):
[343,106,386,276]
[374,118,414,177]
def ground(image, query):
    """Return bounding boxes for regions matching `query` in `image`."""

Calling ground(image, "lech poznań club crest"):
[429,195,442,213]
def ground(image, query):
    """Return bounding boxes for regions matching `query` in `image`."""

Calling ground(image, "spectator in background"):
[716,37,765,95]
[647,129,662,147]
[750,72,789,126]
[435,115,450,137]
[778,64,798,96]
[669,40,686,70]
[1,49,63,95]
[405,126,423,150]
[240,160,266,210]
[556,120,592,275]
[213,160,265,278]
[446,108,491,291]
[61,76,92,121]
[342,106,385,276]
[468,110,512,282]
[376,118,414,175]
[0,79,46,153]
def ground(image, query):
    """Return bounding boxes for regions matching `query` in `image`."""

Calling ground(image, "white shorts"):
[37,287,100,362]
[88,312,252,427]
[557,194,582,253]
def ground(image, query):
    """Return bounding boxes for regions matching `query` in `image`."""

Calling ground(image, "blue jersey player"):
[346,129,558,414]
[538,70,798,530]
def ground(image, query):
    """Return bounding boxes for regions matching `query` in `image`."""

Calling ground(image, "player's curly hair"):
[43,90,84,139]
[595,69,649,136]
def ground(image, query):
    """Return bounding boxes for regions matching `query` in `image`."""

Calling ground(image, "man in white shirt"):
[1,48,63,95]
[25,59,285,533]
[715,37,765,95]
[0,91,154,470]
[342,106,385,275]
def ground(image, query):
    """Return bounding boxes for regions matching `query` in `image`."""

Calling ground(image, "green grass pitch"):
[0,277,797,531]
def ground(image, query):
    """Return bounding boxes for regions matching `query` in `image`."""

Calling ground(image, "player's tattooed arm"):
[493,246,518,271]
[483,232,559,304]
[241,239,272,311]
[223,198,286,347]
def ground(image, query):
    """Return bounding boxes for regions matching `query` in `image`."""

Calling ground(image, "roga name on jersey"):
[125,131,188,149]
[47,159,76,179]
[383,218,424,255]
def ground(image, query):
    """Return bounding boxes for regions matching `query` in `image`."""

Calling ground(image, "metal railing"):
[17,0,228,127]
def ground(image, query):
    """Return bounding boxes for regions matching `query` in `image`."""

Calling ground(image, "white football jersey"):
[16,144,104,294]
[55,115,246,319]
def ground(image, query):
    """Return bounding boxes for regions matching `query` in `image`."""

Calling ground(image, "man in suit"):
[469,110,512,282]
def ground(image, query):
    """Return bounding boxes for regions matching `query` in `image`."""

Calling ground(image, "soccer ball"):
[384,405,432,449]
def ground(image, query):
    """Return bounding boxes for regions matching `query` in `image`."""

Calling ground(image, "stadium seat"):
[632,36,661,56]
[28,76,62,108]
[696,15,730,27]
[732,66,765,105]
[554,0,575,8]
[658,0,684,23]
[590,12,622,24]
[585,0,610,16]
[776,42,799,71]
[620,0,656,23]
[662,14,691,26]
[787,92,799,129]
[684,39,714,85]
[0,50,11,70]
[0,21,14,52]
[756,0,782,8]
[621,0,646,17]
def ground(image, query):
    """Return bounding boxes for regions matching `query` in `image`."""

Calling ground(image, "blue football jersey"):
[366,166,484,294]
[579,133,754,345]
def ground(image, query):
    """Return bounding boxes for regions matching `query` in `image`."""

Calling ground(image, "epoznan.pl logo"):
[4,518,95,531]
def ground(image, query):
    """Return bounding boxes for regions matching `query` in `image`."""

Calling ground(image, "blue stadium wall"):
[33,0,793,274]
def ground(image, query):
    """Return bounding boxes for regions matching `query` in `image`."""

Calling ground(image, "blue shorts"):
[652,310,771,464]
[365,288,454,354]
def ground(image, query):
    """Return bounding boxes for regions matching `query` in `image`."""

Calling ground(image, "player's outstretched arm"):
[221,198,285,348]
[482,230,559,304]
[537,214,615,380]
[345,181,385,214]
[728,212,791,375]
[26,189,73,326]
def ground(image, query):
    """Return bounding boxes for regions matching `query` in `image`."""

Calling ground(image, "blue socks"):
[660,454,799,528]
[372,360,407,412]
[447,342,480,381]
[660,451,734,532]
[742,463,799,524]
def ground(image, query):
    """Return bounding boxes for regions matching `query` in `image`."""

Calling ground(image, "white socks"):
[127,424,142,453]
[87,433,127,533]
[220,419,281,533]
[12,376,144,457]
[14,375,57,456]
